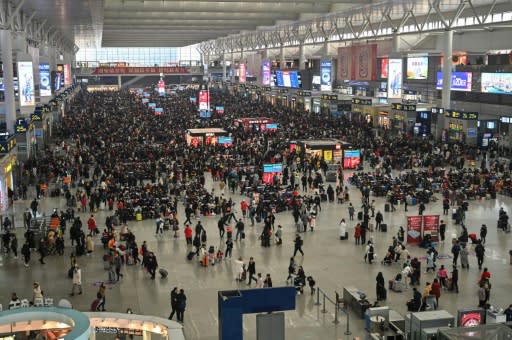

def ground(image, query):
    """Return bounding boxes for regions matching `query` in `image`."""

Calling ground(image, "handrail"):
[315,287,352,335]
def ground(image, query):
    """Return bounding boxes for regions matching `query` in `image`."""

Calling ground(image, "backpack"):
[369,245,374,253]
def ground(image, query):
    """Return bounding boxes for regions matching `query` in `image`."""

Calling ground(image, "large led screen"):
[481,73,512,94]
[320,60,332,91]
[407,57,429,80]
[380,58,388,79]
[387,59,403,99]
[17,61,35,106]
[275,70,300,88]
[39,63,51,96]
[261,60,271,86]
[436,72,472,91]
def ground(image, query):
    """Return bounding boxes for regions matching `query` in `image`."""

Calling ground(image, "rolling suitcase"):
[159,268,168,278]
[108,270,116,282]
[381,224,387,232]
[201,255,209,267]
[187,251,195,260]
[385,204,390,212]
[91,299,100,311]
[358,211,363,221]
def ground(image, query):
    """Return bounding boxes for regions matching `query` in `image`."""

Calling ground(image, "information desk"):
[343,286,372,319]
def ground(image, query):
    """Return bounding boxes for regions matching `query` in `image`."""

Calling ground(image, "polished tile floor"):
[2,168,512,340]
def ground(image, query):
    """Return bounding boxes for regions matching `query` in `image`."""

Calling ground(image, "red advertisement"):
[337,47,352,80]
[239,63,246,83]
[352,44,377,81]
[198,90,209,111]
[381,58,389,79]
[64,64,72,86]
[422,215,440,241]
[407,216,422,245]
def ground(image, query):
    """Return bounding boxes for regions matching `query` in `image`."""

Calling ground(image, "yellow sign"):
[324,150,333,161]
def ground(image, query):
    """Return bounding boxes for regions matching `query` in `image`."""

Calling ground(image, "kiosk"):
[296,139,343,164]
[233,117,274,132]
[185,128,228,147]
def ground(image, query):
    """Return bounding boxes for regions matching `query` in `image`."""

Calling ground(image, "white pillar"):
[442,30,453,110]
[118,75,122,88]
[222,53,227,82]
[298,44,306,70]
[280,45,285,70]
[231,51,235,81]
[392,30,401,53]
[1,30,16,134]
[142,330,152,340]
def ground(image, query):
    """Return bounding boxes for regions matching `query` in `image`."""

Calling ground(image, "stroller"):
[381,247,394,266]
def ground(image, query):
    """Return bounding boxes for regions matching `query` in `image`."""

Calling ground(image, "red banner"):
[337,46,352,80]
[352,44,377,81]
[407,216,422,245]
[422,215,440,242]
[239,63,246,83]
[198,90,209,111]
[92,66,190,75]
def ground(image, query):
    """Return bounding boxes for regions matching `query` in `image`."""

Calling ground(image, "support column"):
[231,51,235,82]
[118,75,122,88]
[323,40,329,57]
[280,45,285,70]
[240,48,244,63]
[392,30,401,53]
[1,30,16,134]
[441,30,453,110]
[298,44,306,70]
[222,53,227,82]
[142,330,151,340]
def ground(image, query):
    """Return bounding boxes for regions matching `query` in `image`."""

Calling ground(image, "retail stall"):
[233,117,274,132]
[294,139,360,167]
[185,128,228,147]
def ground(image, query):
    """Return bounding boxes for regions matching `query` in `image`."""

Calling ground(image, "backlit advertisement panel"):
[387,59,403,99]
[64,64,72,86]
[380,58,388,78]
[238,63,246,84]
[157,79,165,96]
[481,73,512,94]
[436,72,472,91]
[406,56,428,80]
[198,90,209,111]
[39,63,51,96]
[17,61,35,106]
[275,71,300,88]
[320,60,332,91]
[261,60,271,86]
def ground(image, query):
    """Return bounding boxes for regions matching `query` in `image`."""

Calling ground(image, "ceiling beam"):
[104,4,330,13]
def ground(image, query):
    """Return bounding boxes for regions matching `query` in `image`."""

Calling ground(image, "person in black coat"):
[176,289,187,323]
[376,272,386,300]
[247,257,257,285]
[168,287,179,320]
[146,252,158,280]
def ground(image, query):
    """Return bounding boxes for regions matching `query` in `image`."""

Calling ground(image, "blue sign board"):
[436,72,472,91]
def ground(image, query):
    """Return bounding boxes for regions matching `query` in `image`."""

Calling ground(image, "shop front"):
[442,110,479,145]
[390,103,417,132]
[352,98,374,125]
[296,91,312,112]
[320,94,338,115]
[185,128,228,147]
[296,139,344,164]
[415,109,432,137]
[277,89,289,107]
[14,118,36,161]
[0,135,17,211]
[377,110,390,129]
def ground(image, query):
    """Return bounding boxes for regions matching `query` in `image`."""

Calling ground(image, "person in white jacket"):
[235,257,245,281]
[70,265,83,296]
[339,219,347,240]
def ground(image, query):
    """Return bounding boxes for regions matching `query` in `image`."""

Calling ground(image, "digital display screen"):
[380,58,388,78]
[215,106,225,114]
[458,310,484,327]
[18,61,35,106]
[239,63,246,83]
[199,110,211,118]
[64,64,72,86]
[189,96,196,103]
[343,150,361,169]
[218,136,233,145]
[141,98,149,104]
[266,123,278,129]
[387,59,403,99]
[263,164,283,173]
[481,73,512,94]
[148,103,156,109]
[261,60,271,86]
[407,56,429,79]
[320,60,332,91]
[198,90,209,111]
[275,70,300,88]
[39,63,51,96]
[154,107,163,115]
[436,72,472,91]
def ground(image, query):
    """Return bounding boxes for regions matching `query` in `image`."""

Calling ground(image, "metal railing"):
[314,287,352,336]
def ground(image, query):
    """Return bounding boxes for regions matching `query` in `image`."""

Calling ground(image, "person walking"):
[96,283,106,311]
[10,234,18,259]
[235,219,245,241]
[480,224,487,244]
[225,238,234,258]
[184,225,193,245]
[113,252,124,281]
[38,238,47,264]
[286,257,296,283]
[293,234,304,256]
[275,225,283,245]
[217,217,226,239]
[451,241,461,267]
[431,278,441,308]
[451,266,459,293]
[247,257,257,285]
[437,265,448,289]
[21,240,31,267]
[146,252,158,280]
[475,242,485,270]
[365,241,375,264]
[176,289,187,323]
[168,287,179,320]
[70,264,83,296]
[478,283,487,308]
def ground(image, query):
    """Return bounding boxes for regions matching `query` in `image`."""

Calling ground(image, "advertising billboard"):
[481,73,512,94]
[64,64,72,86]
[39,63,51,96]
[436,72,472,91]
[380,58,388,79]
[352,44,377,80]
[406,216,422,245]
[198,90,209,111]
[422,215,440,242]
[407,56,429,79]
[238,63,246,84]
[157,79,165,96]
[276,70,300,88]
[55,64,64,91]
[17,61,35,106]
[387,59,403,99]
[320,59,332,91]
[337,46,352,80]
[343,150,361,169]
[261,60,271,86]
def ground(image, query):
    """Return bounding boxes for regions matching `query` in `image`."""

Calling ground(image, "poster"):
[380,58,388,79]
[337,46,352,80]
[422,215,440,241]
[157,79,165,96]
[17,61,35,106]
[481,73,512,94]
[320,59,332,91]
[238,63,246,84]
[352,44,377,80]
[198,90,209,111]
[436,72,472,91]
[406,56,429,79]
[261,60,271,86]
[39,63,51,96]
[323,150,332,162]
[64,64,72,86]
[406,216,422,245]
[387,59,403,99]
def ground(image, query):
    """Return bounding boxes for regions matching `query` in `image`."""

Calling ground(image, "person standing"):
[275,225,283,245]
[30,198,38,217]
[10,234,18,259]
[113,252,124,281]
[247,257,257,285]
[217,217,226,239]
[478,283,487,308]
[70,264,83,296]
[376,272,385,300]
[418,202,425,215]
[437,265,448,289]
[168,287,179,320]
[96,283,106,311]
[451,241,461,267]
[21,240,30,267]
[293,235,304,256]
[451,266,459,293]
[286,257,296,283]
[475,242,485,270]
[375,211,383,231]
[439,220,446,243]
[338,219,347,240]
[480,224,487,244]
[365,241,375,264]
[256,273,264,288]
[348,203,355,221]
[38,238,47,264]
[431,278,441,308]
[264,274,273,288]
[354,223,362,245]
[235,219,245,241]
[176,289,187,323]
[146,252,158,280]
[225,238,234,258]
[184,225,193,245]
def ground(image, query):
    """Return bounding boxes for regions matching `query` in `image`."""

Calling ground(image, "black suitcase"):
[381,224,387,232]
[384,204,390,212]
[159,268,168,278]
[452,213,457,220]
[187,252,195,260]
[358,212,363,221]
[68,267,74,279]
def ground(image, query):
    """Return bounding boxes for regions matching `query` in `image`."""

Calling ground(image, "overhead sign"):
[18,61,35,106]
[352,98,372,105]
[387,59,403,99]
[391,103,416,111]
[320,59,332,92]
[436,72,472,91]
[321,94,337,100]
[444,110,478,120]
[92,66,190,75]
[198,90,210,111]
[39,63,51,96]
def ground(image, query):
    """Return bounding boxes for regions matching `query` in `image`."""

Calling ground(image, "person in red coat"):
[184,225,193,245]
[354,224,362,245]
[87,215,97,235]
[431,278,441,308]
